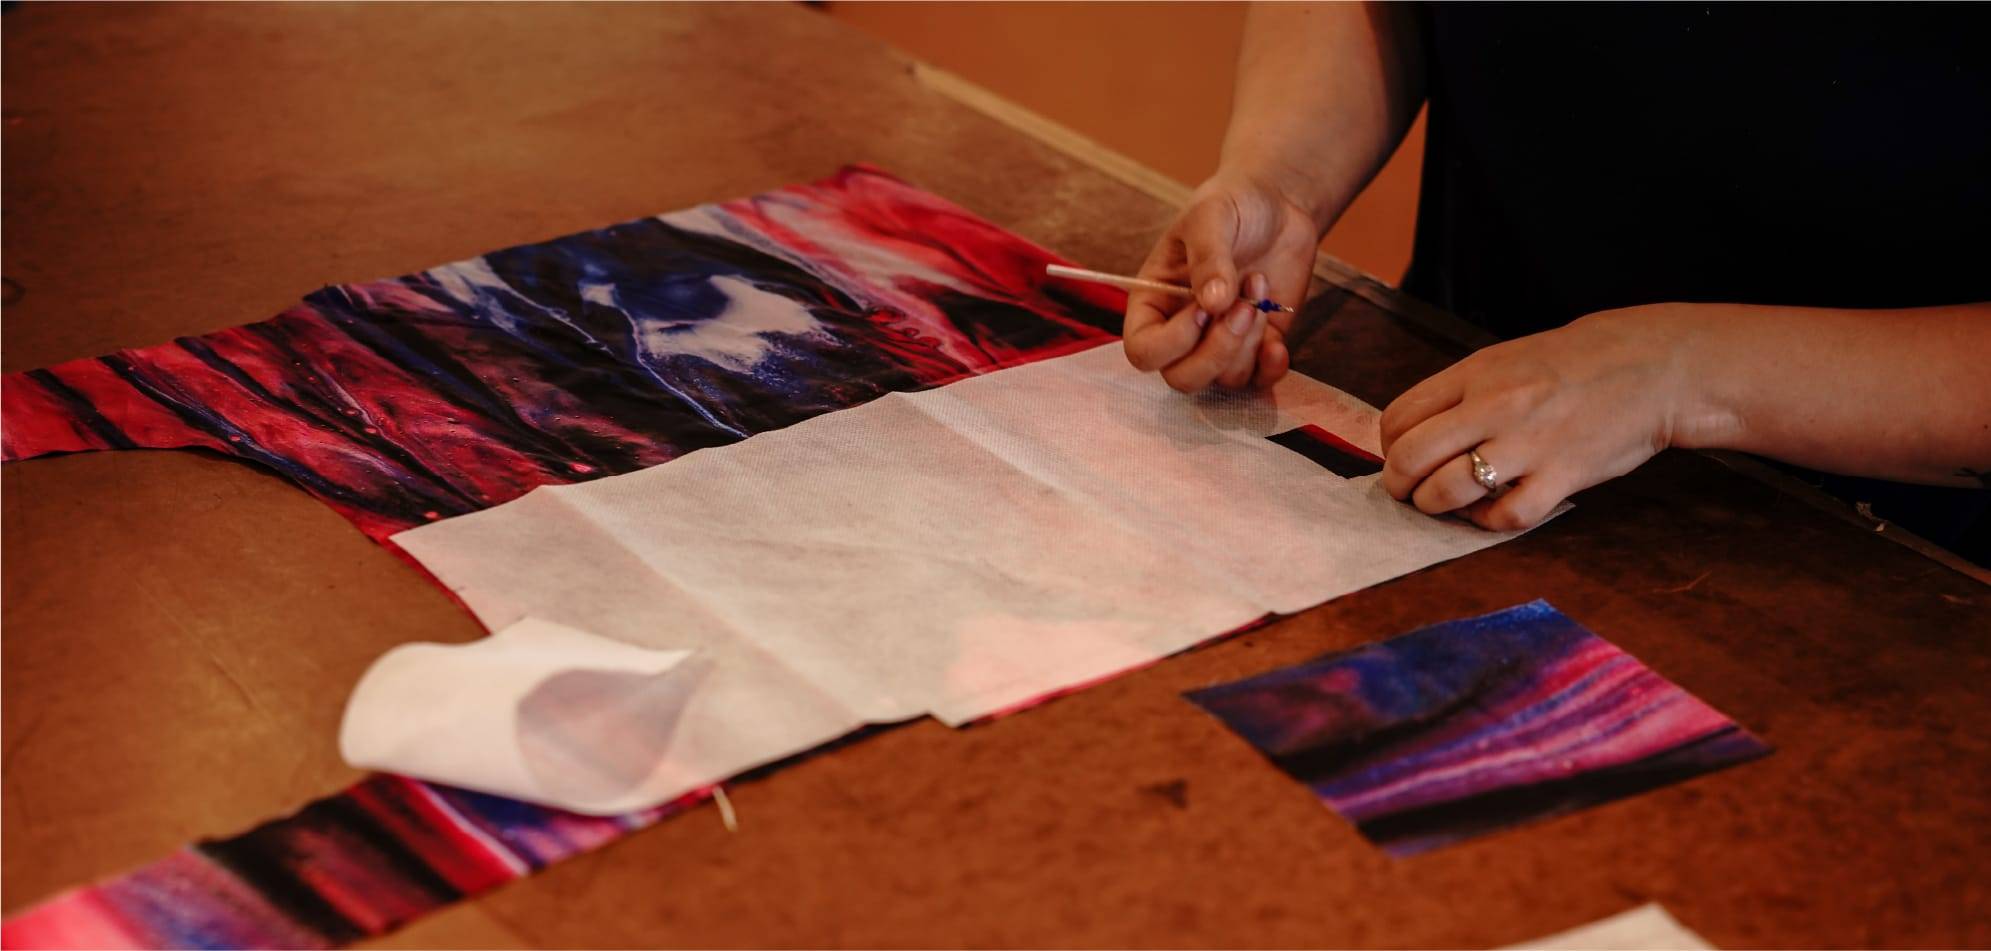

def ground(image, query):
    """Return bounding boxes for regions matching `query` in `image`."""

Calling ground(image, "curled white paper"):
[339,617,706,814]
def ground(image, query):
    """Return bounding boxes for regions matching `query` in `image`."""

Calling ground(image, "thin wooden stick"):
[1045,264,1295,314]
[712,784,738,833]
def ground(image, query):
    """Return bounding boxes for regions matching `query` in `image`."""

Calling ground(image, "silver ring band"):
[1468,447,1499,491]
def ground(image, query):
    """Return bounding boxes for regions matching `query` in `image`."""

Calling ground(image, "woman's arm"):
[1122,2,1424,392]
[1677,302,1991,485]
[1222,2,1426,232]
[1378,302,1991,531]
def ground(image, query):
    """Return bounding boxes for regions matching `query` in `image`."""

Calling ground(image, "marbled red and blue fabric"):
[1,775,691,949]
[0,167,1121,948]
[1187,601,1771,856]
[0,164,1121,541]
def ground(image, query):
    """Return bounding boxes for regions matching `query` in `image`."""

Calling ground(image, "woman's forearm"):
[1219,2,1425,230]
[1668,302,1991,486]
[1372,300,1989,534]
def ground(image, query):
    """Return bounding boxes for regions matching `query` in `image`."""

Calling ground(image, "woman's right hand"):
[1122,173,1322,392]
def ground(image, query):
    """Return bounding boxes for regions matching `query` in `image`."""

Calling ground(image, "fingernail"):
[1201,277,1227,309]
[1245,273,1269,300]
[1194,309,1211,330]
[1226,304,1256,336]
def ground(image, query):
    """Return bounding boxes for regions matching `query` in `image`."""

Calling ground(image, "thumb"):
[1179,197,1240,314]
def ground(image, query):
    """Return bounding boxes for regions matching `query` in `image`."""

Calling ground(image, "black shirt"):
[1403,3,1990,563]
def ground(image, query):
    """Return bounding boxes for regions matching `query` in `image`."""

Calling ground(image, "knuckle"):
[1200,333,1239,360]
[1378,404,1404,436]
[1413,489,1452,516]
[1485,500,1538,532]
[1516,377,1557,406]
[1142,238,1189,278]
[1161,367,1202,394]
[1447,480,1482,512]
[1486,387,1535,418]
[1382,435,1428,482]
[1378,419,1407,452]
[1429,478,1475,513]
[1191,191,1241,229]
[1380,472,1412,501]
[1382,452,1415,487]
[1216,357,1255,390]
[1123,343,1154,372]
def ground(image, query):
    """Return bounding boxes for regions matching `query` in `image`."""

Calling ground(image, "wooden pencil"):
[1045,264,1296,314]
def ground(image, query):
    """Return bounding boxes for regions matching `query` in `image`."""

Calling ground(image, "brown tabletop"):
[4,4,1987,948]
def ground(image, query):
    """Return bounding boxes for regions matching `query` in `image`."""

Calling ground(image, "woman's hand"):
[1117,0,1426,394]
[1122,174,1322,392]
[1378,305,1723,531]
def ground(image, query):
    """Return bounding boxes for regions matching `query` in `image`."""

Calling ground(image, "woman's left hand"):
[1378,304,1720,531]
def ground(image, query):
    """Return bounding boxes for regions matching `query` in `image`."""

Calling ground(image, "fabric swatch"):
[366,344,1544,813]
[1186,601,1770,856]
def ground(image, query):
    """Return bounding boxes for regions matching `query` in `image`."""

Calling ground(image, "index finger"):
[1123,236,1196,369]
[1125,293,1208,372]
[1379,363,1468,453]
[1122,285,1173,343]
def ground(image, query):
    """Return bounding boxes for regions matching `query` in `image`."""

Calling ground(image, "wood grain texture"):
[3,4,1986,948]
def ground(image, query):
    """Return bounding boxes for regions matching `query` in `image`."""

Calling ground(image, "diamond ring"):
[1468,447,1499,492]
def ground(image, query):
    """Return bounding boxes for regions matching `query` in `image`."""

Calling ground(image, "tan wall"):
[822,1,1425,283]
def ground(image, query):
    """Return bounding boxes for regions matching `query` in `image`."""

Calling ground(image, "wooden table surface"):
[4,4,1986,948]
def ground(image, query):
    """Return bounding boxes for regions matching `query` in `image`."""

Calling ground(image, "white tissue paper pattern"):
[342,343,1552,813]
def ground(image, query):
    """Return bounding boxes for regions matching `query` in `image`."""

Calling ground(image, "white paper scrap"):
[340,617,704,813]
[347,344,1554,813]
[1502,903,1716,951]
